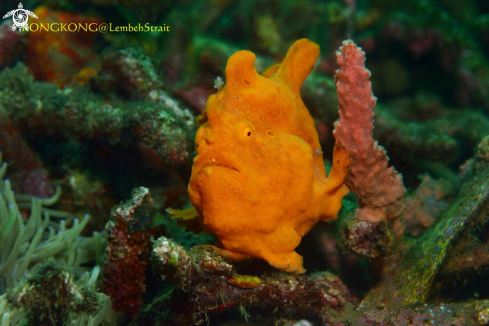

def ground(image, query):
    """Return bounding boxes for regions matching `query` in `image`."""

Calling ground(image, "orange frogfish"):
[187,39,351,274]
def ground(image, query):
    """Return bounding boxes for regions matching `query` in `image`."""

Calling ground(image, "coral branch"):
[150,238,349,325]
[0,64,196,181]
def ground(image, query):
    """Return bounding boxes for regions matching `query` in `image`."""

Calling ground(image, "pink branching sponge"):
[333,40,406,253]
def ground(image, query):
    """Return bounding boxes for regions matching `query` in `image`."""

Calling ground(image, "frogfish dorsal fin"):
[274,39,319,95]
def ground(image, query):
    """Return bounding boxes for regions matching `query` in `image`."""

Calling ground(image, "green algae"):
[361,167,489,309]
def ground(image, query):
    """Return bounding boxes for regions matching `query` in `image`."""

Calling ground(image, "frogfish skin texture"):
[189,38,351,274]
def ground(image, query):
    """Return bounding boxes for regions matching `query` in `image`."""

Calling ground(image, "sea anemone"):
[0,153,111,326]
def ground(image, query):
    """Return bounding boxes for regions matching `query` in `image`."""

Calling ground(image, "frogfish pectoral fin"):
[166,206,199,221]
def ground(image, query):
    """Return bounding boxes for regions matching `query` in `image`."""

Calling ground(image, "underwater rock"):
[150,237,347,325]
[102,187,156,318]
[431,137,489,284]
[360,300,489,326]
[148,232,489,325]
[360,163,489,309]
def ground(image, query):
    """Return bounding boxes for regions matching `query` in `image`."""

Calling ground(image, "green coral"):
[0,63,196,180]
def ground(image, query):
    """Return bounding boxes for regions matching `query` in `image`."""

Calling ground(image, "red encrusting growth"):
[25,7,101,87]
[102,187,156,318]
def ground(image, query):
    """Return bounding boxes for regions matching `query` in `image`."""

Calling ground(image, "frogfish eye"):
[244,128,252,139]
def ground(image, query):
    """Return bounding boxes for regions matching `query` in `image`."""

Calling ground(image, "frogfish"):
[184,39,351,274]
